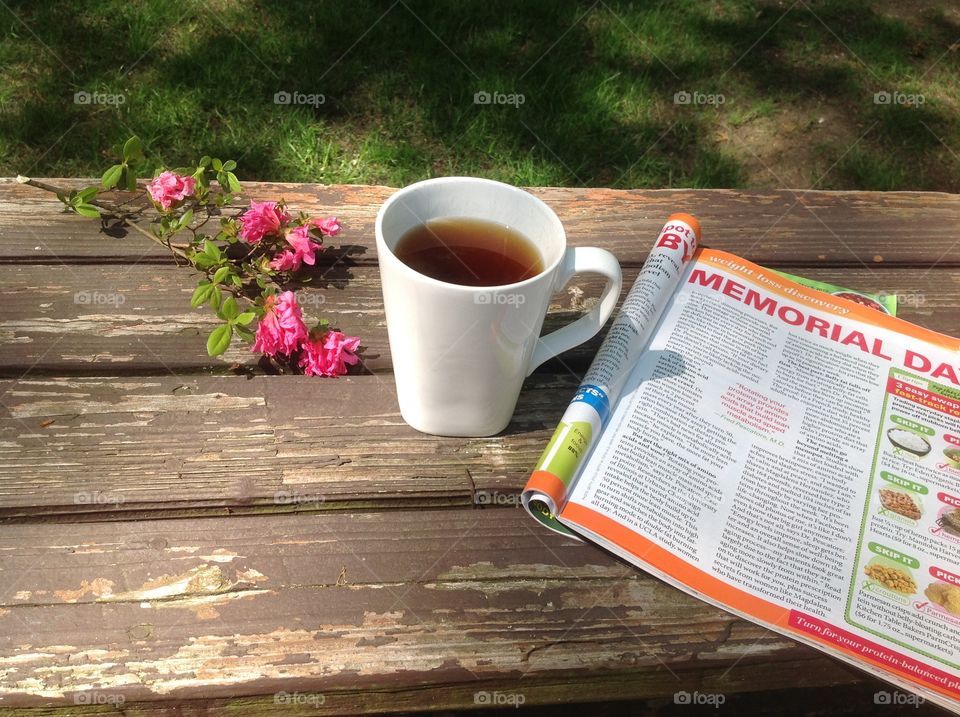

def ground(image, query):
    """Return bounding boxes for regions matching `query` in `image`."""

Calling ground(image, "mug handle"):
[526,247,623,376]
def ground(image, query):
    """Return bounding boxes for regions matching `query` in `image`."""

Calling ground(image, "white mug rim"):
[374,176,566,293]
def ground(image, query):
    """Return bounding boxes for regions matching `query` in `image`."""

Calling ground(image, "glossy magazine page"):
[557,249,960,711]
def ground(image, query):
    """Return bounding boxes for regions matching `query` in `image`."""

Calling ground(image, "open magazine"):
[522,214,960,711]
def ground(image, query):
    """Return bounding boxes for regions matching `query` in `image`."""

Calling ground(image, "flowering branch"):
[18,137,361,376]
[19,176,192,262]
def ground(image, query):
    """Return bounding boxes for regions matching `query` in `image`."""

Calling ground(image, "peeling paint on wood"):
[0,181,950,713]
[52,577,114,603]
[9,392,265,418]
[0,509,877,711]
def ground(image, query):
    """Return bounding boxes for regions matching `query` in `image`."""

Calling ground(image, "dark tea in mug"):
[394,217,543,287]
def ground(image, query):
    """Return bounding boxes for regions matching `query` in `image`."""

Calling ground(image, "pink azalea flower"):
[269,249,299,272]
[252,291,308,357]
[269,224,323,272]
[146,171,196,210]
[311,216,342,236]
[299,329,361,377]
[239,200,290,244]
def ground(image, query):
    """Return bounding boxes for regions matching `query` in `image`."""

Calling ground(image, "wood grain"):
[2,179,959,267]
[0,508,875,712]
[2,180,957,713]
[1,263,956,376]
[0,373,572,520]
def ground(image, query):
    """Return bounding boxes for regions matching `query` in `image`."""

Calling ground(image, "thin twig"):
[19,177,192,260]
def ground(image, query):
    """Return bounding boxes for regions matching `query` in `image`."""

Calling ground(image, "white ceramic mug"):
[376,177,622,436]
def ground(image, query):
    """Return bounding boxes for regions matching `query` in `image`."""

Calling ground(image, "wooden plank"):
[0,683,942,717]
[2,180,959,267]
[0,263,956,376]
[0,508,877,712]
[0,373,576,521]
[0,263,386,375]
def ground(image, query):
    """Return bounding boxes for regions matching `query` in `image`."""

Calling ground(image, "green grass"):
[0,0,957,190]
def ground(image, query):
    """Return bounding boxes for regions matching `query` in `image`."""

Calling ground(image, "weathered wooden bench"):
[1,180,956,714]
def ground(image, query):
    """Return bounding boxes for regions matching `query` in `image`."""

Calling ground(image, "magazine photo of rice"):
[886,428,932,457]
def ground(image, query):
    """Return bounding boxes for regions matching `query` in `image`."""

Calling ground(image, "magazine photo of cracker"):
[926,582,960,616]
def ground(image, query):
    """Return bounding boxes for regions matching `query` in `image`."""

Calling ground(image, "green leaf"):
[235,325,254,343]
[231,274,243,287]
[220,296,240,321]
[211,158,223,171]
[101,163,124,189]
[77,186,100,203]
[198,155,211,169]
[202,240,221,260]
[123,165,137,192]
[225,171,241,193]
[212,266,230,284]
[122,136,142,162]
[177,208,194,230]
[235,311,256,326]
[206,324,233,356]
[190,282,215,308]
[221,160,237,171]
[73,203,101,218]
[192,254,215,270]
[209,287,221,310]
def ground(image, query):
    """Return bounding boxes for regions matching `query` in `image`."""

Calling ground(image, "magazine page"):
[522,213,701,534]
[522,222,897,537]
[557,249,960,710]
[773,270,898,316]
